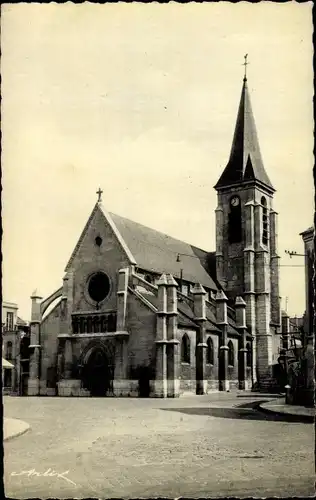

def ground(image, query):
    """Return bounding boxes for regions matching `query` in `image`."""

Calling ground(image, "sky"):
[1,2,314,321]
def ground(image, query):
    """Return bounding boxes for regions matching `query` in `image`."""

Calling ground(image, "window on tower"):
[228,196,242,244]
[261,196,268,246]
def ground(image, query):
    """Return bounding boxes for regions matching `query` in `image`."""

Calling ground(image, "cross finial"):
[243,53,249,80]
[96,187,103,202]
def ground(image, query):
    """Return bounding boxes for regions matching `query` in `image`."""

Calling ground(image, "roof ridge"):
[109,211,211,255]
[65,203,99,271]
[65,203,137,272]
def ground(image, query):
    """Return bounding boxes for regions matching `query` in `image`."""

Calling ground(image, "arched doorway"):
[81,347,112,397]
[138,366,151,398]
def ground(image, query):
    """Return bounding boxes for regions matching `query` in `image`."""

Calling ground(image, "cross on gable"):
[96,188,103,202]
[243,54,249,79]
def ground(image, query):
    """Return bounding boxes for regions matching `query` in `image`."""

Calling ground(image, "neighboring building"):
[301,227,314,337]
[2,357,14,393]
[2,301,18,333]
[2,301,30,395]
[299,226,315,406]
[27,73,287,398]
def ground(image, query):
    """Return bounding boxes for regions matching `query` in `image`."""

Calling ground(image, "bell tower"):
[214,58,281,389]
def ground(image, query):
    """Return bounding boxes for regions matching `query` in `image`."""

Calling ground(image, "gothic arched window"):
[181,334,190,363]
[6,341,13,360]
[246,342,252,367]
[228,340,234,366]
[206,337,214,365]
[261,196,268,246]
[228,196,242,244]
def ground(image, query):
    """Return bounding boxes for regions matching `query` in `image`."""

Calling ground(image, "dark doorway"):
[138,366,151,397]
[273,363,286,392]
[82,348,112,397]
[21,373,29,396]
[3,369,12,389]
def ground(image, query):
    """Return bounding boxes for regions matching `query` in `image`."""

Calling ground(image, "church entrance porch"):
[79,339,115,397]
[81,348,114,397]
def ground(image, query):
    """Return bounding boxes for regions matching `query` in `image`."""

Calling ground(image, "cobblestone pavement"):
[4,393,315,498]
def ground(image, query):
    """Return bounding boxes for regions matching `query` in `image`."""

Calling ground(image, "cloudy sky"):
[2,2,313,321]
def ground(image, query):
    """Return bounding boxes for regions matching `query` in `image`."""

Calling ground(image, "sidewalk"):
[4,417,30,442]
[237,391,285,398]
[259,397,315,423]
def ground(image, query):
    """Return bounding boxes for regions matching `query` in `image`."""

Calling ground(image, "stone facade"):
[25,76,284,397]
[28,259,256,397]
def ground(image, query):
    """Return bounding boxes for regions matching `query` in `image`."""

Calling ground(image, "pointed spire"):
[215,65,274,193]
[191,283,207,295]
[166,274,178,287]
[156,273,168,286]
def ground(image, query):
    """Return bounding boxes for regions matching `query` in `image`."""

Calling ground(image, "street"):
[4,393,315,498]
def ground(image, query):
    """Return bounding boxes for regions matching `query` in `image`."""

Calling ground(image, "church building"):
[27,71,287,397]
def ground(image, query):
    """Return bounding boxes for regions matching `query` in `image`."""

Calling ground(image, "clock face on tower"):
[230,196,240,207]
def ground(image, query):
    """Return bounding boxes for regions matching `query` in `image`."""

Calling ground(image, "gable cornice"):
[65,202,137,272]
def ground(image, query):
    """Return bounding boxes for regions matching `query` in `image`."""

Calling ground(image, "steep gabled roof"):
[16,317,27,326]
[215,77,274,192]
[65,201,217,290]
[110,212,218,291]
[65,203,137,271]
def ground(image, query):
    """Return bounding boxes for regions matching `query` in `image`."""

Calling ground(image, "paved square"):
[4,393,315,498]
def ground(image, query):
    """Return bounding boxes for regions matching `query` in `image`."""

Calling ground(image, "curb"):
[258,402,315,423]
[4,419,31,442]
[237,392,285,398]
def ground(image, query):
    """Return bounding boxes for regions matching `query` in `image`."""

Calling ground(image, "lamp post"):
[176,254,184,296]
[278,347,289,398]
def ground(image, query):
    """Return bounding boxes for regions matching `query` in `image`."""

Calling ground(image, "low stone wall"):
[114,379,139,397]
[228,379,240,390]
[57,379,81,397]
[3,388,13,395]
[27,379,40,396]
[180,378,195,393]
[207,379,219,391]
[27,376,252,397]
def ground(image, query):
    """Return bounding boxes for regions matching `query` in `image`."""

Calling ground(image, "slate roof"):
[16,317,27,326]
[135,287,240,334]
[110,212,218,291]
[215,78,274,192]
[300,226,314,236]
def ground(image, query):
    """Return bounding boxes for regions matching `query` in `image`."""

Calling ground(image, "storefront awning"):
[2,358,14,369]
